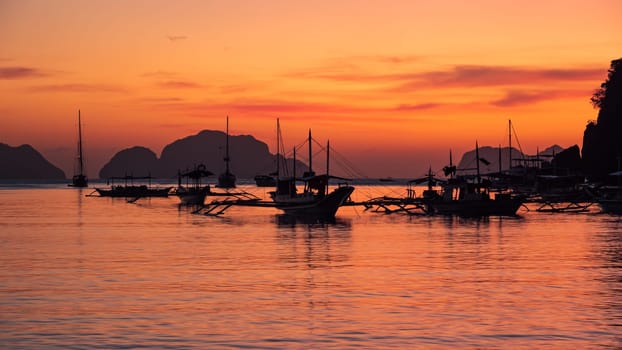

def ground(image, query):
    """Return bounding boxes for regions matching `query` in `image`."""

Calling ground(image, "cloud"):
[157,80,202,89]
[409,65,604,88]
[28,83,126,93]
[286,60,604,91]
[138,97,185,103]
[394,103,443,111]
[491,89,590,107]
[0,66,47,79]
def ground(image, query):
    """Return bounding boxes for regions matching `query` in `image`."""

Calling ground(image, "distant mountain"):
[99,146,159,179]
[99,130,306,179]
[0,143,66,179]
[457,145,566,174]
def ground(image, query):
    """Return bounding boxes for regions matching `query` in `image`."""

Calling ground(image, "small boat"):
[254,174,276,187]
[270,127,354,218]
[217,116,236,188]
[426,142,523,216]
[95,176,172,198]
[271,175,355,217]
[427,179,523,216]
[68,110,88,188]
[175,164,213,205]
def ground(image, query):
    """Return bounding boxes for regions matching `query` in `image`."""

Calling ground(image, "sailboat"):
[69,110,88,187]
[269,126,355,218]
[217,116,236,188]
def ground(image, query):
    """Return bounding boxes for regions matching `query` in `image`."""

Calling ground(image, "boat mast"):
[224,116,230,174]
[326,140,330,196]
[326,140,330,177]
[498,144,502,174]
[308,129,312,175]
[449,149,454,179]
[276,118,280,179]
[77,110,84,176]
[475,141,481,187]
[293,147,296,180]
[508,119,512,171]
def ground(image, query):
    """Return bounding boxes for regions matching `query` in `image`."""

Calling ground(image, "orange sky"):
[1,0,621,178]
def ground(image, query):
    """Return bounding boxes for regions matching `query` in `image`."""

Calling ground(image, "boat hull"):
[217,172,236,188]
[274,186,354,217]
[176,187,210,205]
[69,174,88,188]
[95,186,172,198]
[429,197,522,217]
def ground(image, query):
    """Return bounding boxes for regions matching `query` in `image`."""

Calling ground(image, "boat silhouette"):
[270,126,354,218]
[69,110,88,188]
[95,175,172,198]
[175,164,213,205]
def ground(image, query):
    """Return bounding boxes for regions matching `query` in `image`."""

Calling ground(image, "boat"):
[269,127,354,218]
[254,174,276,187]
[95,176,172,198]
[68,110,88,187]
[175,164,213,205]
[597,171,622,214]
[426,142,523,216]
[217,116,236,188]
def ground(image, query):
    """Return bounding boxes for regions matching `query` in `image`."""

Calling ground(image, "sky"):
[1,0,621,178]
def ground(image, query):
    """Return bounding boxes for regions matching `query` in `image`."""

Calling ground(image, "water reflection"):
[591,218,622,346]
[274,214,352,230]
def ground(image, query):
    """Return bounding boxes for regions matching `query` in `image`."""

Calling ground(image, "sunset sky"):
[1,0,621,178]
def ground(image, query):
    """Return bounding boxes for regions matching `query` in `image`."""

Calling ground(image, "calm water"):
[1,184,621,349]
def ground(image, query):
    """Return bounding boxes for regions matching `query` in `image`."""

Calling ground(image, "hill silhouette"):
[582,57,622,181]
[99,130,305,179]
[0,143,66,179]
[456,145,566,174]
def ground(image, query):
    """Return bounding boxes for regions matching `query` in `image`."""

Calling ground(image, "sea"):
[1,181,621,349]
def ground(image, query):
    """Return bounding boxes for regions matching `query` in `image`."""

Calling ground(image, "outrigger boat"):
[425,142,523,216]
[68,110,88,188]
[269,128,354,218]
[175,164,213,205]
[95,176,172,198]
[197,121,354,218]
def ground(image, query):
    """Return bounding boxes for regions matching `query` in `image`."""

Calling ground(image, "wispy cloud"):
[0,66,47,79]
[394,103,443,111]
[28,83,126,93]
[157,80,202,89]
[491,89,590,107]
[287,61,604,90]
[405,65,604,88]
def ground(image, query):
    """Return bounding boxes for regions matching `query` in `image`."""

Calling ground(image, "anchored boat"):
[69,110,88,188]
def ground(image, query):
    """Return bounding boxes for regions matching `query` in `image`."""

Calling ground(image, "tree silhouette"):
[590,58,622,113]
[582,58,622,181]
